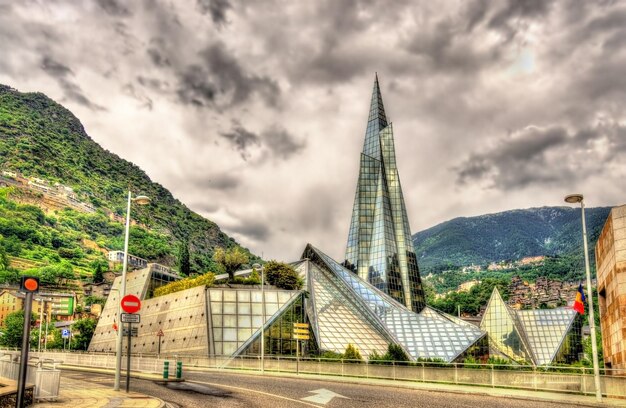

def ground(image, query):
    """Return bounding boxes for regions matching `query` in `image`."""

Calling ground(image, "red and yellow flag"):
[573,283,585,314]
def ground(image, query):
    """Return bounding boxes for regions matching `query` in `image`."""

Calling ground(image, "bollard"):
[176,361,183,379]
[163,361,169,379]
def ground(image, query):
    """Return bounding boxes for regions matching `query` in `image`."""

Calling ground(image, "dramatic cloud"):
[219,121,261,160]
[1,0,625,262]
[40,56,105,111]
[196,0,232,26]
[456,124,626,189]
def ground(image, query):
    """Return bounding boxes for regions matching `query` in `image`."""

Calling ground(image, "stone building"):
[596,204,626,373]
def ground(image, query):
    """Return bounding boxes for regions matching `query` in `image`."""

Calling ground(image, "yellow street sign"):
[293,328,309,334]
[293,334,309,340]
[293,323,309,328]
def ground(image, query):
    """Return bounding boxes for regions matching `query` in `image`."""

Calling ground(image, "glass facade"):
[207,288,298,356]
[345,75,425,312]
[305,244,487,362]
[238,293,320,356]
[481,288,582,365]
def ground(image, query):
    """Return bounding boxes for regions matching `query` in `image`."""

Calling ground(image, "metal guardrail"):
[0,353,61,401]
[26,350,626,399]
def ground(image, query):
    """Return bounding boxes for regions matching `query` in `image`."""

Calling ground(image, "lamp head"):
[132,195,151,205]
[564,194,584,204]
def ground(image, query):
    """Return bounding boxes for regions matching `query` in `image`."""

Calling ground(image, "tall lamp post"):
[113,191,150,391]
[564,193,602,401]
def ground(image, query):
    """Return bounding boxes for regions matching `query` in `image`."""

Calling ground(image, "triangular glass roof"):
[480,287,532,363]
[304,244,486,362]
[481,287,579,365]
[516,308,577,365]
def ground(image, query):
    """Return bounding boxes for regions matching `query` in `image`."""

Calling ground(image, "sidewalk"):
[31,373,165,408]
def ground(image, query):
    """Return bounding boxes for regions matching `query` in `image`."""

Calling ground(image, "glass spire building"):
[345,75,426,312]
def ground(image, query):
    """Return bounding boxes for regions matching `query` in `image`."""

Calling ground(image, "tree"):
[0,310,34,348]
[264,260,303,290]
[343,344,363,362]
[71,317,97,350]
[385,343,409,362]
[90,257,108,283]
[178,240,191,276]
[213,246,249,281]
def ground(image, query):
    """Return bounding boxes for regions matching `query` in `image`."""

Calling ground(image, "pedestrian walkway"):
[31,373,164,408]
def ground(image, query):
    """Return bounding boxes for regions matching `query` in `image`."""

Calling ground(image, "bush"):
[264,260,303,290]
[343,344,363,362]
[153,272,215,297]
[386,343,410,362]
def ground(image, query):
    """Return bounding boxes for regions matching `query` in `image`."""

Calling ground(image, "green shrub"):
[153,272,215,297]
[343,344,363,362]
[264,260,303,290]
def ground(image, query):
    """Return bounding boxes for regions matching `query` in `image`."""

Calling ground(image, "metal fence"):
[28,350,626,400]
[0,353,61,401]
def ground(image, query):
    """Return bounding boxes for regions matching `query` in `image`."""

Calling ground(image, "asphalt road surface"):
[62,369,590,408]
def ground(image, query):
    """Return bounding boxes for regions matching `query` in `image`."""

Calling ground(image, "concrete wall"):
[597,205,626,373]
[88,268,210,355]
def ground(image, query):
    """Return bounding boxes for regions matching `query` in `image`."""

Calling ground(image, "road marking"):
[301,388,349,405]
[188,380,321,407]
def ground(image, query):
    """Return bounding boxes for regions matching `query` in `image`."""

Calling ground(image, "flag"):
[112,319,118,331]
[573,283,586,314]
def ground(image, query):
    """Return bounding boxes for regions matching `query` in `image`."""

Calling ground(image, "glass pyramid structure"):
[345,75,426,312]
[299,244,487,362]
[480,287,582,365]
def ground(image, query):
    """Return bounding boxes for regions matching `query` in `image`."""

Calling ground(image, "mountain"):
[412,206,612,274]
[0,84,259,277]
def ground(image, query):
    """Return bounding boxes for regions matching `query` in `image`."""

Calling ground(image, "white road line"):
[188,380,323,407]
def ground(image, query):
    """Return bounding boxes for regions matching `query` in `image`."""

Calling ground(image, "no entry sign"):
[120,294,141,314]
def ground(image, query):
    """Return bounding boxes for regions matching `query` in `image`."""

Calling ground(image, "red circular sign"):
[121,294,141,314]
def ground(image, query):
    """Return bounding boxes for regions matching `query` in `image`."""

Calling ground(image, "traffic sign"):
[121,313,140,323]
[293,328,309,334]
[121,294,141,313]
[122,327,138,337]
[293,334,309,340]
[293,323,309,328]
[61,329,70,339]
[156,329,164,337]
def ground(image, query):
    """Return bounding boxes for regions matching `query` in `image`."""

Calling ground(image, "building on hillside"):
[596,204,626,374]
[0,290,77,326]
[481,287,582,365]
[0,290,26,325]
[89,244,488,362]
[83,282,112,298]
[107,250,148,269]
[343,75,426,313]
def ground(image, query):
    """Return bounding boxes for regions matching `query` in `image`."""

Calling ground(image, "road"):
[62,369,588,408]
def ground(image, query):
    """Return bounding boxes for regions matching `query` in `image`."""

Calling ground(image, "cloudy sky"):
[1,0,625,261]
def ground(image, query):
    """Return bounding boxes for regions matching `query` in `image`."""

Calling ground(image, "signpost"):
[120,295,141,393]
[293,322,309,374]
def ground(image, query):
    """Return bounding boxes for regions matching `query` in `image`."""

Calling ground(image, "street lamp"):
[564,193,602,401]
[114,191,150,391]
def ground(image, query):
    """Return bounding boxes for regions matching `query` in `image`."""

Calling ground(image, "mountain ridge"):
[412,206,612,274]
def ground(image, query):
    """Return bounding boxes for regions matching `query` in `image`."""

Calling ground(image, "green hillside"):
[413,206,611,274]
[0,84,259,279]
